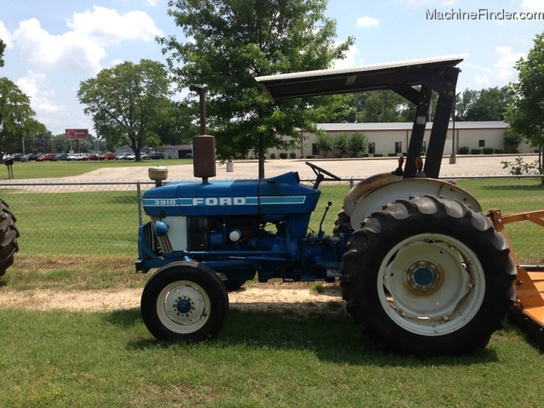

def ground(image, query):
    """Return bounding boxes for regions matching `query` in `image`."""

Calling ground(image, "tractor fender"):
[347,177,482,231]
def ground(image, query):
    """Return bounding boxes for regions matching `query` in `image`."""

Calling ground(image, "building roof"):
[314,121,508,133]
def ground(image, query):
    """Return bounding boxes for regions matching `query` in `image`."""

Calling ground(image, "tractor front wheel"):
[141,261,229,342]
[341,195,516,355]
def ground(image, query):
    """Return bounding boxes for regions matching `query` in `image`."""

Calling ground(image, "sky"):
[0,0,543,136]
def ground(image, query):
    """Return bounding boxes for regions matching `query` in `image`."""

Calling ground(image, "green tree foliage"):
[352,91,416,123]
[348,132,368,156]
[152,100,199,147]
[77,59,172,161]
[505,32,544,171]
[316,132,333,158]
[0,39,5,67]
[455,86,512,121]
[0,77,45,153]
[333,132,349,157]
[159,0,354,178]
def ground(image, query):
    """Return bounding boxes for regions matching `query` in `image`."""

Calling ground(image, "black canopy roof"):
[255,55,464,100]
[255,55,465,178]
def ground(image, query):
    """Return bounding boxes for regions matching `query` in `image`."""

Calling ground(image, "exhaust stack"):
[190,85,216,183]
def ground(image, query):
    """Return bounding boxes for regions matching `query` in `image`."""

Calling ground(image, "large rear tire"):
[341,195,516,356]
[141,261,229,342]
[0,199,19,276]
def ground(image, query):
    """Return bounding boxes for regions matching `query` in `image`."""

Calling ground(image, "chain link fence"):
[1,175,543,263]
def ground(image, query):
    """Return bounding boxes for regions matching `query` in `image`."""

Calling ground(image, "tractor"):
[136,56,544,355]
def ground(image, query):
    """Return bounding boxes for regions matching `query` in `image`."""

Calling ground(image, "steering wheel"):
[305,161,341,180]
[305,161,341,188]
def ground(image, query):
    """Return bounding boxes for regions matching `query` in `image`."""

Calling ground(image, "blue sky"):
[1,0,543,135]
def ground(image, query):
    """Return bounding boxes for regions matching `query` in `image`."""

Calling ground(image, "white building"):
[268,121,532,158]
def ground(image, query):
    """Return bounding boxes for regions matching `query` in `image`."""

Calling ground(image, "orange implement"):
[488,209,544,344]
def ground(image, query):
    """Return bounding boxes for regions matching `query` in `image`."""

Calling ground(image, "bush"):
[459,146,469,154]
[470,149,482,154]
[270,153,276,159]
[373,154,383,157]
[388,153,397,157]
[483,148,494,154]
[289,152,296,159]
[279,152,288,159]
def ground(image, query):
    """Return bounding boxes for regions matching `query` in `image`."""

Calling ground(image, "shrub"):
[483,148,494,154]
[270,153,276,159]
[459,146,469,154]
[289,152,296,159]
[279,152,288,159]
[470,149,482,154]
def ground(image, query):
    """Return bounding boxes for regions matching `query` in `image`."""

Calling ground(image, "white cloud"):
[396,0,458,7]
[0,21,13,47]
[333,43,360,69]
[13,18,105,74]
[494,45,524,82]
[67,6,163,47]
[521,0,544,12]
[11,7,163,75]
[16,70,63,114]
[356,16,380,28]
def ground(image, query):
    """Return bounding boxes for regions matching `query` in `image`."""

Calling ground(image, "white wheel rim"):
[377,233,485,336]
[156,280,211,334]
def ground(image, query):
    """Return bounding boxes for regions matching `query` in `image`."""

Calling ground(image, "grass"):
[1,166,544,406]
[2,158,192,180]
[0,308,542,407]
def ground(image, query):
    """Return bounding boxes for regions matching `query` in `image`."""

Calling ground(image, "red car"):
[36,153,56,161]
[99,152,116,160]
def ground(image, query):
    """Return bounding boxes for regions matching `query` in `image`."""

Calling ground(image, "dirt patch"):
[0,284,346,315]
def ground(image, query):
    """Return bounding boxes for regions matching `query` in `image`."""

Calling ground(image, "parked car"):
[99,152,116,160]
[24,153,39,161]
[11,153,27,162]
[115,153,131,160]
[148,151,164,159]
[36,153,57,161]
[83,154,100,161]
[55,153,70,161]
[127,153,149,160]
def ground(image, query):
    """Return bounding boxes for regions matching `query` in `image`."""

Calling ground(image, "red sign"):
[65,129,88,140]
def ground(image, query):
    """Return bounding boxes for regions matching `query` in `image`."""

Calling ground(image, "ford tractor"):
[136,56,544,355]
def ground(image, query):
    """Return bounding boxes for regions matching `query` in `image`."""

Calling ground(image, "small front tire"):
[141,261,229,342]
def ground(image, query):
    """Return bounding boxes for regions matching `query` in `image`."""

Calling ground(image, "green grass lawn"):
[1,169,544,407]
[0,307,542,408]
[2,158,192,180]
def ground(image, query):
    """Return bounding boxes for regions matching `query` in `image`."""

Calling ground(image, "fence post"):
[137,181,143,225]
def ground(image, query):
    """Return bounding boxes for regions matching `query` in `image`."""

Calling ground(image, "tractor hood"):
[142,171,320,217]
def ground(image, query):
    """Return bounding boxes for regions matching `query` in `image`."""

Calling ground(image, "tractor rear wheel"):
[341,195,516,356]
[0,199,19,276]
[141,261,229,342]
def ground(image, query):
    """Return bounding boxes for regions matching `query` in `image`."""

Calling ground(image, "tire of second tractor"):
[141,261,229,342]
[0,199,19,276]
[341,195,516,356]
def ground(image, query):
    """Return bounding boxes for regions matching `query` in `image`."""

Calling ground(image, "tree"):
[333,132,349,157]
[348,132,368,157]
[0,77,44,153]
[505,32,544,172]
[0,39,6,68]
[316,132,333,158]
[159,0,354,178]
[78,59,172,161]
[455,86,512,121]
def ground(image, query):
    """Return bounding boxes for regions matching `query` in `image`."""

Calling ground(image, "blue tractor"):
[136,56,516,355]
